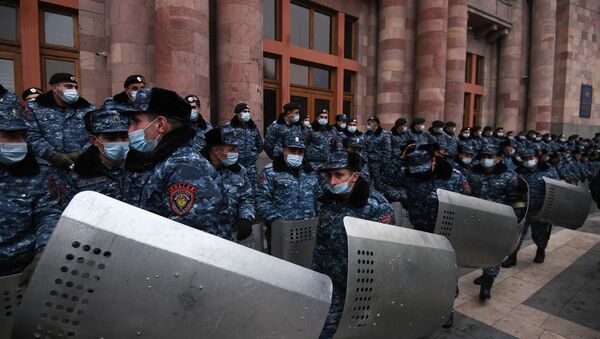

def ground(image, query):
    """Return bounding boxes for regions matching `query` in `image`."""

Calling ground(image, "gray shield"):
[236,223,265,252]
[434,189,519,268]
[333,217,456,339]
[391,202,413,229]
[271,218,319,268]
[533,177,592,229]
[12,192,332,339]
[0,274,24,339]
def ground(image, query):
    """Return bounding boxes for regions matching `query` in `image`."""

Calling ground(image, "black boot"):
[479,275,494,300]
[534,247,545,263]
[501,251,517,268]
[442,310,454,329]
[473,274,485,285]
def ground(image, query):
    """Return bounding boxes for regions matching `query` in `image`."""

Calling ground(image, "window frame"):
[39,6,79,52]
[290,1,334,54]
[0,1,20,47]
[0,50,22,93]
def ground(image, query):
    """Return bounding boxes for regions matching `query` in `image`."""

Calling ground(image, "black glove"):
[236,219,254,241]
[50,152,74,170]
[66,150,84,161]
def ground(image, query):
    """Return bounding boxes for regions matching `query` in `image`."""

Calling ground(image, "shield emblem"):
[168,182,197,216]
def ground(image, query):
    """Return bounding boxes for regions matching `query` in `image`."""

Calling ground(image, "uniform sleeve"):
[505,172,520,205]
[255,168,282,223]
[24,108,57,160]
[264,125,277,159]
[379,163,407,202]
[455,172,471,195]
[370,200,395,225]
[255,129,264,155]
[32,171,63,251]
[381,133,392,163]
[238,169,256,221]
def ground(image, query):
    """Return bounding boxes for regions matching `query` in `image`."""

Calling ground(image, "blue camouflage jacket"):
[379,158,408,203]
[221,116,264,170]
[191,118,213,152]
[255,156,321,223]
[24,91,96,160]
[305,123,340,169]
[124,126,232,238]
[406,128,429,146]
[214,162,255,222]
[365,127,392,163]
[263,116,303,159]
[1,151,63,275]
[468,163,519,205]
[390,128,410,159]
[101,91,134,111]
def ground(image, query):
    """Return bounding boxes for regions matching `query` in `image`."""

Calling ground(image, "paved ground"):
[429,213,600,339]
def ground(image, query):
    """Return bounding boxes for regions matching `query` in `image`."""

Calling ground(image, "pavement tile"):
[493,312,544,339]
[539,330,569,339]
[541,314,600,339]
[455,296,514,326]
[511,265,560,286]
[492,277,542,305]
[507,304,550,328]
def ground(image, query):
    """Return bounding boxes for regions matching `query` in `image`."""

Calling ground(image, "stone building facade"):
[1,0,598,135]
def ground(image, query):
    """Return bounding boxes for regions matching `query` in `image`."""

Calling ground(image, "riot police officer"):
[65,109,130,201]
[221,103,264,186]
[0,86,62,279]
[332,113,347,139]
[255,134,321,252]
[407,117,428,145]
[443,121,459,158]
[21,87,44,103]
[202,127,255,240]
[102,74,146,111]
[428,120,454,153]
[452,143,475,176]
[467,145,519,300]
[123,88,230,238]
[305,109,340,170]
[313,151,394,339]
[185,94,213,152]
[390,118,409,159]
[364,115,391,184]
[264,102,303,159]
[24,73,96,170]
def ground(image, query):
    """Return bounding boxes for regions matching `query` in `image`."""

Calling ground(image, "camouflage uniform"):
[390,128,410,159]
[364,127,392,182]
[427,128,455,154]
[221,116,264,185]
[263,116,303,159]
[305,122,340,170]
[0,90,63,275]
[191,119,213,152]
[406,127,429,146]
[312,152,394,339]
[101,91,135,111]
[379,157,408,203]
[24,90,95,161]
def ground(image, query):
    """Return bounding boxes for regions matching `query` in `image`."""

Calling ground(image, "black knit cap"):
[234,102,250,114]
[49,73,77,85]
[124,75,145,88]
[432,120,444,128]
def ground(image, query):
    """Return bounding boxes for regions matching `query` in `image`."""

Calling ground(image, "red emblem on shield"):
[168,182,198,216]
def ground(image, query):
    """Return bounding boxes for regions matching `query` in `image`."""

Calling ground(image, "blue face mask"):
[286,154,303,168]
[190,109,199,121]
[291,114,300,123]
[218,148,239,166]
[0,142,28,165]
[98,139,129,162]
[481,158,495,168]
[328,173,357,195]
[128,119,160,153]
[59,89,79,104]
[318,118,328,126]
[240,112,251,122]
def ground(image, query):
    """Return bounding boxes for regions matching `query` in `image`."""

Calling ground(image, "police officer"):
[364,115,391,184]
[255,134,321,252]
[502,148,560,267]
[65,109,130,201]
[305,109,340,170]
[202,127,255,241]
[453,143,475,176]
[312,151,394,339]
[482,126,495,145]
[342,136,370,181]
[0,87,62,279]
[499,139,519,171]
[390,118,409,159]
[332,113,347,139]
[21,87,44,103]
[185,95,213,152]
[123,88,230,238]
[407,117,428,145]
[428,120,453,152]
[469,126,484,152]
[221,103,264,186]
[467,145,519,300]
[24,73,96,170]
[264,102,303,159]
[444,121,459,158]
[344,118,362,139]
[493,127,505,145]
[102,74,146,111]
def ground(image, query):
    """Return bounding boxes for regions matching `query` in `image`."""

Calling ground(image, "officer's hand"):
[18,252,43,287]
[66,150,84,161]
[236,219,254,241]
[50,153,74,170]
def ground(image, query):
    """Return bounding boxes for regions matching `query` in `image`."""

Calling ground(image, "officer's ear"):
[89,134,100,148]
[155,116,169,134]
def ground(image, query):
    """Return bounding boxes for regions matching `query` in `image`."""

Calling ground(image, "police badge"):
[168,182,198,216]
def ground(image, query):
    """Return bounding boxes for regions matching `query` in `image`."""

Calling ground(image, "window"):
[263,0,278,40]
[0,3,18,42]
[290,62,309,86]
[40,7,79,89]
[343,71,355,117]
[263,56,277,81]
[344,16,357,59]
[264,54,280,128]
[0,58,14,89]
[475,55,484,85]
[311,66,330,89]
[343,70,354,93]
[290,3,332,54]
[290,61,331,90]
[463,53,484,127]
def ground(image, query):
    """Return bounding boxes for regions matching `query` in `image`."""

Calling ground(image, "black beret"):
[283,102,300,112]
[445,121,456,127]
[234,102,250,114]
[335,114,347,122]
[395,118,407,126]
[432,120,444,128]
[124,75,146,88]
[367,116,380,124]
[185,95,200,106]
[413,117,425,124]
[483,125,494,131]
[21,87,43,101]
[49,73,77,85]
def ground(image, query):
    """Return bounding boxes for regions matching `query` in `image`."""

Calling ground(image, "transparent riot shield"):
[0,274,23,339]
[434,189,519,268]
[271,218,319,268]
[333,217,457,339]
[12,192,332,339]
[533,177,592,230]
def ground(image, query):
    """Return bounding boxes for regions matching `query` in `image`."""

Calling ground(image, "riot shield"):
[334,217,456,339]
[12,192,332,339]
[236,223,265,252]
[391,202,413,229]
[271,218,319,268]
[434,189,519,268]
[0,274,23,339]
[509,178,530,253]
[533,177,592,230]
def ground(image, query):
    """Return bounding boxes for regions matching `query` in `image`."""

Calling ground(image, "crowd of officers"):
[1,72,599,338]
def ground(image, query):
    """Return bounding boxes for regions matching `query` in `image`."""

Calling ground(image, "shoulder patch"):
[168,182,198,216]
[378,213,393,224]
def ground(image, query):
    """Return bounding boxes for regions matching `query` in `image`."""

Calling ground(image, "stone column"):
[215,0,263,127]
[414,0,448,122]
[377,0,412,126]
[443,0,467,128]
[526,0,556,132]
[109,0,151,94]
[154,0,210,117]
[496,0,525,132]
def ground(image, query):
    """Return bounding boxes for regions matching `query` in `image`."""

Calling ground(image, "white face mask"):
[318,118,328,126]
[523,159,538,168]
[340,123,347,129]
[436,128,444,133]
[481,158,495,168]
[401,126,408,132]
[291,114,300,123]
[496,132,504,137]
[462,133,470,138]
[129,90,138,101]
[303,120,311,128]
[348,126,357,133]
[59,89,79,103]
[461,157,472,165]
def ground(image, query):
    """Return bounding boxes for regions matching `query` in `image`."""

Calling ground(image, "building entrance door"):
[291,87,334,122]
